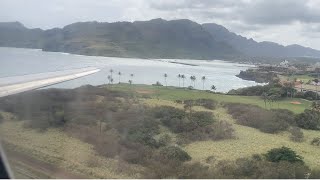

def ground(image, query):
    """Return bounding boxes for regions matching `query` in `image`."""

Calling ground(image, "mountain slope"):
[0,19,320,60]
[0,22,43,49]
[202,23,320,58]
[47,19,239,59]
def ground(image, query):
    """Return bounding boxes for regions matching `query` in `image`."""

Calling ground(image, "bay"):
[0,47,261,92]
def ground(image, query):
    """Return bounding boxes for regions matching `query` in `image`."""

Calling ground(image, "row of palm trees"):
[171,73,216,91]
[107,69,216,91]
[107,69,134,85]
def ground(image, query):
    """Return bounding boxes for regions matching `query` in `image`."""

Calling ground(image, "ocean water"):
[0,47,261,92]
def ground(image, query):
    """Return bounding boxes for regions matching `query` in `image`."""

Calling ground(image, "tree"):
[164,73,168,87]
[311,101,320,111]
[130,74,134,84]
[211,85,216,91]
[110,78,114,85]
[118,71,122,84]
[190,76,196,88]
[107,75,111,84]
[261,92,268,108]
[283,81,295,98]
[128,80,132,85]
[177,74,181,87]
[110,69,114,78]
[265,147,304,163]
[295,109,320,130]
[201,76,206,90]
[181,75,186,87]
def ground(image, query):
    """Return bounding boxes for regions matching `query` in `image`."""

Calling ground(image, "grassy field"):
[142,98,320,169]
[0,121,143,179]
[279,74,315,82]
[108,84,311,113]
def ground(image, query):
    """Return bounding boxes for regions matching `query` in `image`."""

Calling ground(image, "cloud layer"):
[0,0,320,49]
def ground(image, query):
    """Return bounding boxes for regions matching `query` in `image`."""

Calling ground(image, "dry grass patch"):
[0,121,143,178]
[184,108,320,169]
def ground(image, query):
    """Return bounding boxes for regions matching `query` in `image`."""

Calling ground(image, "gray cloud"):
[240,0,320,25]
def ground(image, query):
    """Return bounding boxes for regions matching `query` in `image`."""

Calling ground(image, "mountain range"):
[0,18,320,61]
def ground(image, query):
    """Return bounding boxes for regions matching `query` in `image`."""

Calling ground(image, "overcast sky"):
[1,0,320,49]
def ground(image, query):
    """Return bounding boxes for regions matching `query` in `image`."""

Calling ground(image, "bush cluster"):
[153,106,235,142]
[225,103,295,133]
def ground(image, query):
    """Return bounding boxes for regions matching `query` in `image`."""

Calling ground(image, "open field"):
[279,74,315,82]
[108,84,311,113]
[142,98,320,169]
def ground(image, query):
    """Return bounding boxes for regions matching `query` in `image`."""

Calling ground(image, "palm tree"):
[181,74,185,87]
[211,85,216,91]
[107,75,111,84]
[110,78,114,85]
[110,69,114,78]
[130,74,134,84]
[201,76,206,90]
[178,74,181,87]
[190,76,196,88]
[164,73,168,87]
[128,80,132,85]
[118,71,122,84]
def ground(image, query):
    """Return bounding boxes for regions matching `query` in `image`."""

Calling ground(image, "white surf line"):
[0,68,100,98]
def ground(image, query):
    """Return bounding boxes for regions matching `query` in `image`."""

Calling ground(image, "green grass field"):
[108,84,311,113]
[279,74,315,82]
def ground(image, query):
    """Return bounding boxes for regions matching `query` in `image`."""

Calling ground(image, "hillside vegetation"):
[0,84,319,178]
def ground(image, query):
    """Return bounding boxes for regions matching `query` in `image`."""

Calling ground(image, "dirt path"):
[5,149,88,179]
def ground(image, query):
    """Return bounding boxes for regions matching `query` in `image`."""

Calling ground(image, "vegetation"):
[264,146,304,163]
[289,127,304,142]
[1,84,320,178]
[236,68,277,83]
[295,109,320,130]
[225,103,295,133]
[109,84,310,113]
[310,137,320,146]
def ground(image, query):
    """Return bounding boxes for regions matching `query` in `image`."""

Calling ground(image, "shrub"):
[159,146,191,162]
[158,134,172,146]
[264,147,304,163]
[295,109,320,130]
[205,155,217,164]
[153,106,185,120]
[190,111,214,127]
[310,137,320,146]
[157,106,215,135]
[152,81,163,86]
[185,99,218,110]
[225,103,294,133]
[289,127,304,142]
[127,119,160,147]
[211,120,235,140]
[309,169,320,179]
